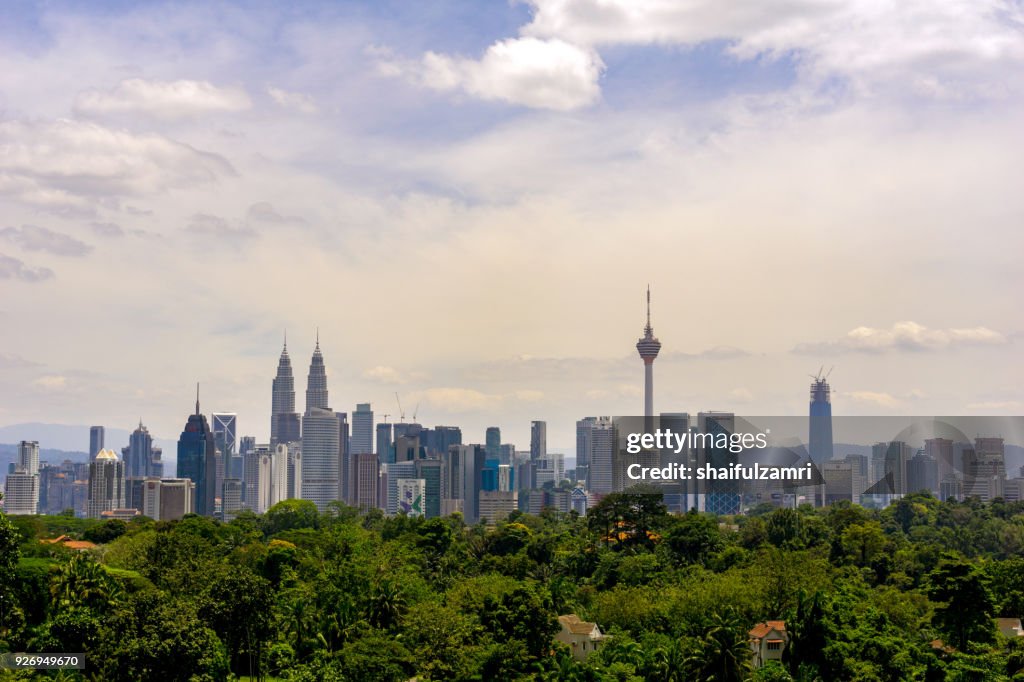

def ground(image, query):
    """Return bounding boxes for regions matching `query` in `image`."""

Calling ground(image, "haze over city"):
[1,1,1022,451]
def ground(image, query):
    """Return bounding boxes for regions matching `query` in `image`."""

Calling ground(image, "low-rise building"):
[749,620,788,668]
[556,614,609,661]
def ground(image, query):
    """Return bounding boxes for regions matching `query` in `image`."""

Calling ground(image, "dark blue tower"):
[177,384,217,516]
[809,368,834,466]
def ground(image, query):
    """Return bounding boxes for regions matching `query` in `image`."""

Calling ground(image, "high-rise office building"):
[499,443,515,466]
[486,427,501,462]
[394,422,423,440]
[141,478,194,521]
[337,412,350,503]
[423,426,462,457]
[478,490,517,525]
[241,441,262,509]
[823,458,856,501]
[87,449,125,518]
[19,440,40,476]
[962,438,1006,502]
[283,441,301,499]
[257,443,290,512]
[176,388,217,516]
[271,336,301,447]
[383,462,418,515]
[352,452,379,510]
[377,423,394,463]
[212,413,239,480]
[808,370,833,465]
[873,441,912,499]
[3,441,40,515]
[89,426,104,461]
[222,479,243,521]
[530,421,547,461]
[451,444,486,523]
[579,417,615,495]
[924,438,956,485]
[907,452,939,495]
[636,286,661,418]
[302,408,338,511]
[699,412,739,515]
[416,458,444,518]
[238,436,255,505]
[352,403,374,455]
[122,420,164,481]
[298,338,336,511]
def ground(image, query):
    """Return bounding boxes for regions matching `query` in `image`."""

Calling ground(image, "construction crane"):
[808,366,834,382]
[395,392,405,422]
[381,413,391,425]
[411,402,420,423]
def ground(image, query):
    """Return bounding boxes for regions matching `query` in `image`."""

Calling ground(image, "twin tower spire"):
[271,330,328,445]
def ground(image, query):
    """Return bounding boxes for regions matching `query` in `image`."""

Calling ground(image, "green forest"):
[4,490,1024,681]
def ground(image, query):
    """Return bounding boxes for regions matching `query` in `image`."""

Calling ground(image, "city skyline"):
[0,2,1021,452]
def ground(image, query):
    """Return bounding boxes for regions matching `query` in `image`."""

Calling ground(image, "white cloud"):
[381,37,604,110]
[362,365,407,384]
[267,86,318,114]
[417,387,503,413]
[246,202,306,226]
[0,119,235,208]
[90,222,124,238]
[412,386,546,413]
[794,321,1009,354]
[0,254,54,282]
[75,78,252,118]
[522,0,1024,98]
[0,225,92,257]
[32,375,67,391]
[731,387,754,402]
[185,213,257,244]
[844,390,903,409]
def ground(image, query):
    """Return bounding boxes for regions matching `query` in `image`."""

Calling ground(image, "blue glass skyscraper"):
[809,370,834,465]
[177,387,217,516]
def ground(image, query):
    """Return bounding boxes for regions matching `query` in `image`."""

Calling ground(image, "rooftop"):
[750,621,787,639]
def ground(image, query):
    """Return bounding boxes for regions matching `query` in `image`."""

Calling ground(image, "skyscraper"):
[89,426,104,461]
[302,408,339,511]
[352,403,374,455]
[377,422,394,463]
[212,413,239,479]
[699,412,739,515]
[301,339,338,511]
[87,449,125,518]
[3,440,40,514]
[122,420,163,480]
[305,333,329,412]
[530,421,546,461]
[808,369,833,466]
[636,286,661,418]
[486,427,501,461]
[176,387,217,516]
[271,335,301,447]
[337,412,350,503]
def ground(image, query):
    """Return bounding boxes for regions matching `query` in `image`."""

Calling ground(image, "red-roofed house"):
[749,620,788,668]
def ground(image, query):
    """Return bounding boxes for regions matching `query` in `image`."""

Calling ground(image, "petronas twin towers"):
[270,333,340,511]
[270,333,329,446]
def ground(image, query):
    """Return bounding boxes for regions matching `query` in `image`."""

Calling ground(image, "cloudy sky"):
[1,0,1022,454]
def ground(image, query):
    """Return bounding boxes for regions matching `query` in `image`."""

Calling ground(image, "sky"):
[0,0,1022,454]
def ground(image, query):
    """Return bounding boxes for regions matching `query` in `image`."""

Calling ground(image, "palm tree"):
[367,580,406,629]
[50,554,121,613]
[684,609,752,682]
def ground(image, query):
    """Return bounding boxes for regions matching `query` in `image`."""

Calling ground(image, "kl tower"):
[636,286,662,418]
